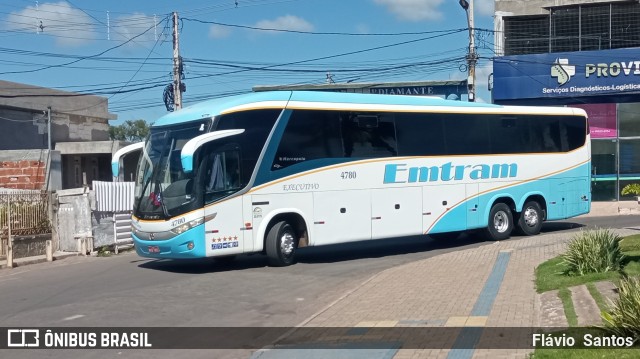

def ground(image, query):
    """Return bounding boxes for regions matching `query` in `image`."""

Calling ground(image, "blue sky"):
[0,0,496,124]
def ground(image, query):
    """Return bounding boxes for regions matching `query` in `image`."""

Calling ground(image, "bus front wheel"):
[484,203,513,241]
[265,221,298,267]
[516,201,543,236]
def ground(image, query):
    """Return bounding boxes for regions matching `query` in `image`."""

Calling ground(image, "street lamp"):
[459,0,477,102]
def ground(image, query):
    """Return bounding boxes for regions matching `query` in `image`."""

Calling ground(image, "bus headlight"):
[170,217,205,235]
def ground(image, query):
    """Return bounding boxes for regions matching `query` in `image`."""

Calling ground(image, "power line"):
[183,17,467,36]
[0,14,169,75]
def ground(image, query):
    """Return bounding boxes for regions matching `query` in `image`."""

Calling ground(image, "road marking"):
[446,251,512,359]
[62,314,85,321]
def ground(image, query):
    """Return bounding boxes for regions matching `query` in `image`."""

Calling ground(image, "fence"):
[0,190,51,258]
[92,181,135,253]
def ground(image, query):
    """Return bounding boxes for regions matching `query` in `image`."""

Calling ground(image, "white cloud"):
[111,14,157,48]
[209,24,231,39]
[4,1,95,47]
[475,0,495,17]
[254,15,314,33]
[374,0,444,22]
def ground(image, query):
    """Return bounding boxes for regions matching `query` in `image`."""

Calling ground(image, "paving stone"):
[275,227,640,359]
[538,290,568,327]
[570,285,603,326]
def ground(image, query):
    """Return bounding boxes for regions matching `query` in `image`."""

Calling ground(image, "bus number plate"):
[148,246,160,253]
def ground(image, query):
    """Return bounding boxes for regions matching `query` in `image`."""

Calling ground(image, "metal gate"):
[93,181,135,253]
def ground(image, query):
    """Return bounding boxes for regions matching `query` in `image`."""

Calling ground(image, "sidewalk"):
[252,203,640,359]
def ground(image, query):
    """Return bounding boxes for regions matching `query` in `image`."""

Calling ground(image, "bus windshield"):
[133,109,281,220]
[133,120,210,220]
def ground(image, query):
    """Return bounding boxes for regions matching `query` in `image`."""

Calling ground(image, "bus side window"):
[272,110,342,170]
[341,113,397,158]
[204,147,241,203]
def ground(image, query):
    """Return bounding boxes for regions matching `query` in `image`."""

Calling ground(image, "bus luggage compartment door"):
[313,190,371,245]
[371,187,422,239]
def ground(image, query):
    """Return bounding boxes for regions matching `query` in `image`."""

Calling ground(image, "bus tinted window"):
[395,113,446,156]
[443,114,491,155]
[490,116,533,154]
[341,113,397,158]
[216,109,280,183]
[274,110,586,169]
[273,110,343,170]
[398,113,585,156]
[273,110,398,170]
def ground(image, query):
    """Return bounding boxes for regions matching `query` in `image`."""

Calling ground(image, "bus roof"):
[153,90,585,127]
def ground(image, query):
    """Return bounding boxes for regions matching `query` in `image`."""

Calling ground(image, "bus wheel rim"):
[523,207,539,227]
[494,211,509,233]
[280,232,295,256]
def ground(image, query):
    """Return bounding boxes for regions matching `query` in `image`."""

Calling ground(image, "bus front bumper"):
[133,225,207,259]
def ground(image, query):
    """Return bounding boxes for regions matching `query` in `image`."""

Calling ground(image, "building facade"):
[0,80,137,189]
[493,0,640,201]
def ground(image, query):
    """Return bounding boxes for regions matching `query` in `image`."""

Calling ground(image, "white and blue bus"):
[112,91,591,266]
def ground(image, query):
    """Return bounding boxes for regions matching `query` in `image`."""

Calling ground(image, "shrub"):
[562,228,624,276]
[621,183,640,196]
[601,276,640,341]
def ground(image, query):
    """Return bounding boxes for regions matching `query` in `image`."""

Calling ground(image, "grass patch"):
[535,257,619,293]
[557,287,578,327]
[531,328,640,358]
[532,233,640,358]
[531,348,639,359]
[536,234,640,293]
[619,234,640,252]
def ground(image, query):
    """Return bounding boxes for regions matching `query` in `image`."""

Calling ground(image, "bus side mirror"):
[181,129,245,173]
[111,142,144,178]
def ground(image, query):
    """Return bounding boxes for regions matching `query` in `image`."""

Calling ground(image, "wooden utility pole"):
[172,12,183,110]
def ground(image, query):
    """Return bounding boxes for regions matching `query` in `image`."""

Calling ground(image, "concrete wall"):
[13,234,50,259]
[0,80,115,151]
[55,188,92,252]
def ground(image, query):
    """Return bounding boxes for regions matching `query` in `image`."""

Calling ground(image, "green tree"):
[109,119,150,142]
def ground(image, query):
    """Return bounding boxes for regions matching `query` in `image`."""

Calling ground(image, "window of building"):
[618,103,640,137]
[503,2,640,55]
[504,15,549,55]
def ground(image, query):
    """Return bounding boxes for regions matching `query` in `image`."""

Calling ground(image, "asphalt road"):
[0,215,638,359]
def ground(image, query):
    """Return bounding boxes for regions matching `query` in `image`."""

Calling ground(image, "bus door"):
[465,183,481,228]
[202,147,247,256]
[562,178,590,218]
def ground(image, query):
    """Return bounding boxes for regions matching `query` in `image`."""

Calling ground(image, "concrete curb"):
[0,251,81,270]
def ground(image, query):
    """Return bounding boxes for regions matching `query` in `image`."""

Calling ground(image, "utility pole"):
[172,12,183,110]
[47,106,51,151]
[459,0,477,102]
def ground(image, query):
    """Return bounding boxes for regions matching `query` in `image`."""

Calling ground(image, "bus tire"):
[516,201,543,236]
[265,221,298,267]
[484,203,513,241]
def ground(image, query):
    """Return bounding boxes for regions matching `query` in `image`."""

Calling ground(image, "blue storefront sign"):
[493,47,640,101]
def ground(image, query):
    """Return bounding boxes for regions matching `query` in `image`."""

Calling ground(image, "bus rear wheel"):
[265,221,298,267]
[484,203,513,241]
[516,201,543,236]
